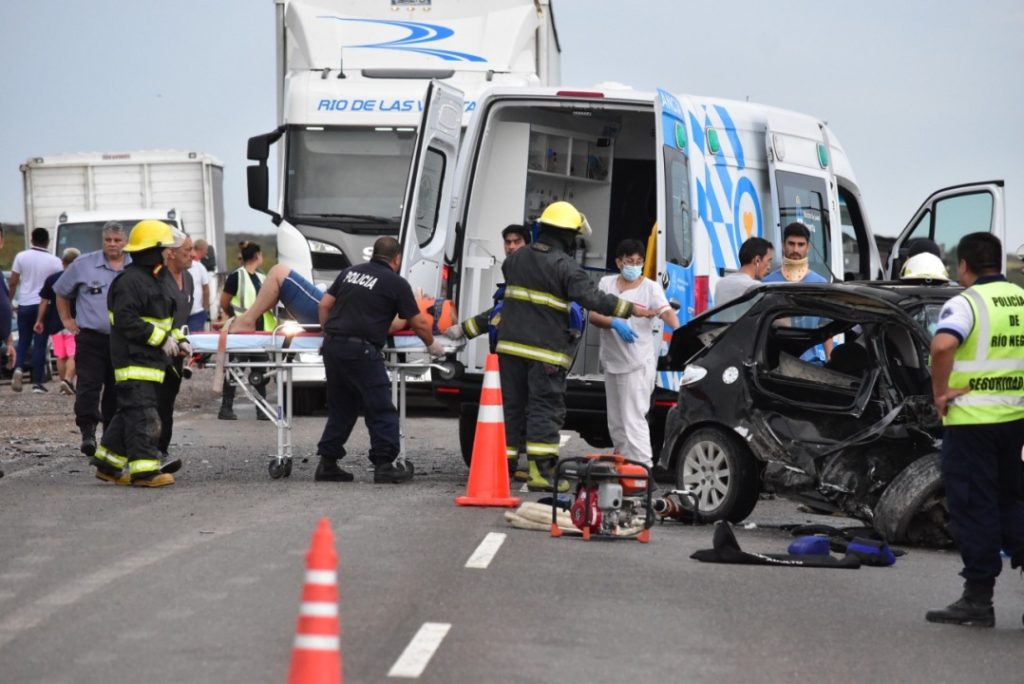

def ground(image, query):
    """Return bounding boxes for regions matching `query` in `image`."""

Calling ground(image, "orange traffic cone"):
[456,353,521,508]
[287,518,342,684]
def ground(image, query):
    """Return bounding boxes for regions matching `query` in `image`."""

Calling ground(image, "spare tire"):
[873,452,953,547]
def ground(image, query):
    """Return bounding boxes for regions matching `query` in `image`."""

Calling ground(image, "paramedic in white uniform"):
[589,238,679,466]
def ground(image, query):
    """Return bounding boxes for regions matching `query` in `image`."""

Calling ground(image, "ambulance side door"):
[886,181,1005,278]
[398,80,464,298]
[764,119,841,281]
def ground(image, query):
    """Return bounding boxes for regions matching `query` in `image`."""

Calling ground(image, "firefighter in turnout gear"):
[90,220,188,487]
[496,201,654,491]
[926,232,1024,627]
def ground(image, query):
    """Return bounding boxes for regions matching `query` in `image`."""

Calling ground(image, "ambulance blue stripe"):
[714,105,745,169]
[704,168,724,223]
[689,113,704,154]
[703,216,727,270]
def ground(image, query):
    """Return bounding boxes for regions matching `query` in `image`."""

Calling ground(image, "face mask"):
[621,265,643,282]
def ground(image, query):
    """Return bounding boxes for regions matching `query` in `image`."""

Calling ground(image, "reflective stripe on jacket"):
[108,263,181,383]
[496,237,632,369]
[945,280,1024,426]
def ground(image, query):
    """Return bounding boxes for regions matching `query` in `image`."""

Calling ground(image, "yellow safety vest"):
[944,280,1024,426]
[231,267,276,330]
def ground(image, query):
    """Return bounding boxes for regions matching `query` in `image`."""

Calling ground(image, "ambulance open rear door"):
[398,80,464,299]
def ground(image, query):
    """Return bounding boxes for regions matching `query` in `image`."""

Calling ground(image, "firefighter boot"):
[925,580,995,627]
[526,459,570,493]
[79,425,97,458]
[132,472,175,488]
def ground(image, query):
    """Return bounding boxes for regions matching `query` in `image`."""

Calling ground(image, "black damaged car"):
[659,281,961,546]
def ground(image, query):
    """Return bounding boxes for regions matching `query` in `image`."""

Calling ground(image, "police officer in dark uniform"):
[315,236,444,483]
[926,232,1024,627]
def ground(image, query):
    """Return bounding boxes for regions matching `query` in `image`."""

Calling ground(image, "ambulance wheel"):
[268,460,288,479]
[674,427,759,523]
[458,403,479,468]
[874,452,951,547]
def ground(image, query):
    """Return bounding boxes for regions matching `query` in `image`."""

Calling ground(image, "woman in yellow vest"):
[926,232,1024,628]
[217,241,276,420]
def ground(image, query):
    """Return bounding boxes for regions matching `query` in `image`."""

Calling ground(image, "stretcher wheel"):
[284,459,293,478]
[268,460,289,479]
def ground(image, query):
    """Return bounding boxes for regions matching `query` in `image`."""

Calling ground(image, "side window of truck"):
[414,148,446,246]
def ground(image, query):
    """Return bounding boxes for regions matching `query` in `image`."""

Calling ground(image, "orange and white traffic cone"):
[287,517,342,684]
[456,353,521,508]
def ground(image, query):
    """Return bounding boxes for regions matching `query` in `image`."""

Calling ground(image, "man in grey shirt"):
[54,222,130,456]
[713,236,774,309]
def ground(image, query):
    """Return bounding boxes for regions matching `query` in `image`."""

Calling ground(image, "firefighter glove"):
[443,325,464,341]
[161,336,180,358]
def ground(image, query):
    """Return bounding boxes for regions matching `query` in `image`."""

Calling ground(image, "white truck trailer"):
[21,150,226,272]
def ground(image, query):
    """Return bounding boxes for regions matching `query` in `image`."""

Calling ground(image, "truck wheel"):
[675,427,759,523]
[873,452,952,547]
[458,403,479,468]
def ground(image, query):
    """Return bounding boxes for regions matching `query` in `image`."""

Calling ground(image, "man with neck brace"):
[764,221,832,363]
[589,239,679,467]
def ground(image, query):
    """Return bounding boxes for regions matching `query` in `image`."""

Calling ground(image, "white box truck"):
[21,150,226,272]
[397,81,1005,463]
[244,0,562,411]
[246,0,560,288]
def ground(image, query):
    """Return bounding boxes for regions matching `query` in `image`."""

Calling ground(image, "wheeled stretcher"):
[190,324,460,478]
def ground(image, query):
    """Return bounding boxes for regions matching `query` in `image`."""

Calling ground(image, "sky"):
[2,0,1022,249]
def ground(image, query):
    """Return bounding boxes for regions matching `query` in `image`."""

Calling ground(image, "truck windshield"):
[285,127,416,233]
[56,220,180,255]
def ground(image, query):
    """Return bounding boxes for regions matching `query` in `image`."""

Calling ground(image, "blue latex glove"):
[610,318,638,343]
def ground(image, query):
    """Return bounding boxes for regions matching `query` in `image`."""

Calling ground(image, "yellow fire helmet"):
[900,252,949,282]
[538,201,592,237]
[124,220,177,252]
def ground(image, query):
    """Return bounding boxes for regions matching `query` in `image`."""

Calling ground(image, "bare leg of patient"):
[230,264,291,332]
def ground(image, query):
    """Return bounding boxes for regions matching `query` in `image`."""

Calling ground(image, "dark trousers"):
[99,380,161,477]
[74,330,116,430]
[16,304,47,384]
[942,419,1024,582]
[157,363,183,453]
[220,355,266,410]
[317,338,399,466]
[498,354,567,461]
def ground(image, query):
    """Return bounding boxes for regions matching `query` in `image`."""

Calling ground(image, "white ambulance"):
[398,82,1004,462]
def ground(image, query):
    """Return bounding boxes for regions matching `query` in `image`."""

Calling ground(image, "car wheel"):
[675,427,759,523]
[873,452,952,547]
[458,403,478,468]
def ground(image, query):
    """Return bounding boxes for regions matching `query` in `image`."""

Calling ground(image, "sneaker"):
[314,459,355,482]
[159,451,183,474]
[218,408,238,421]
[373,460,415,484]
[94,468,130,486]
[132,472,175,487]
[32,384,48,394]
[10,368,23,392]
[59,379,76,395]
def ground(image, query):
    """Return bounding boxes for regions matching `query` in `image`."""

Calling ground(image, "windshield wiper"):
[306,213,397,223]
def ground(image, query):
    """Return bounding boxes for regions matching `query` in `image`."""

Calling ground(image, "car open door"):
[885,181,1005,279]
[398,80,464,298]
[764,117,842,282]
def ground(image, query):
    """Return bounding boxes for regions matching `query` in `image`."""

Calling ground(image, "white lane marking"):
[464,532,506,569]
[387,622,451,679]
[519,483,529,493]
[0,530,221,650]
[559,433,572,447]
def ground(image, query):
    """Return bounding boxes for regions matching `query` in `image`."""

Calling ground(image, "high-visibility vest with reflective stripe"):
[231,268,277,330]
[944,280,1024,426]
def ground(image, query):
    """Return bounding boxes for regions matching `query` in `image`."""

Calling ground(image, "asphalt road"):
[2,388,1023,683]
